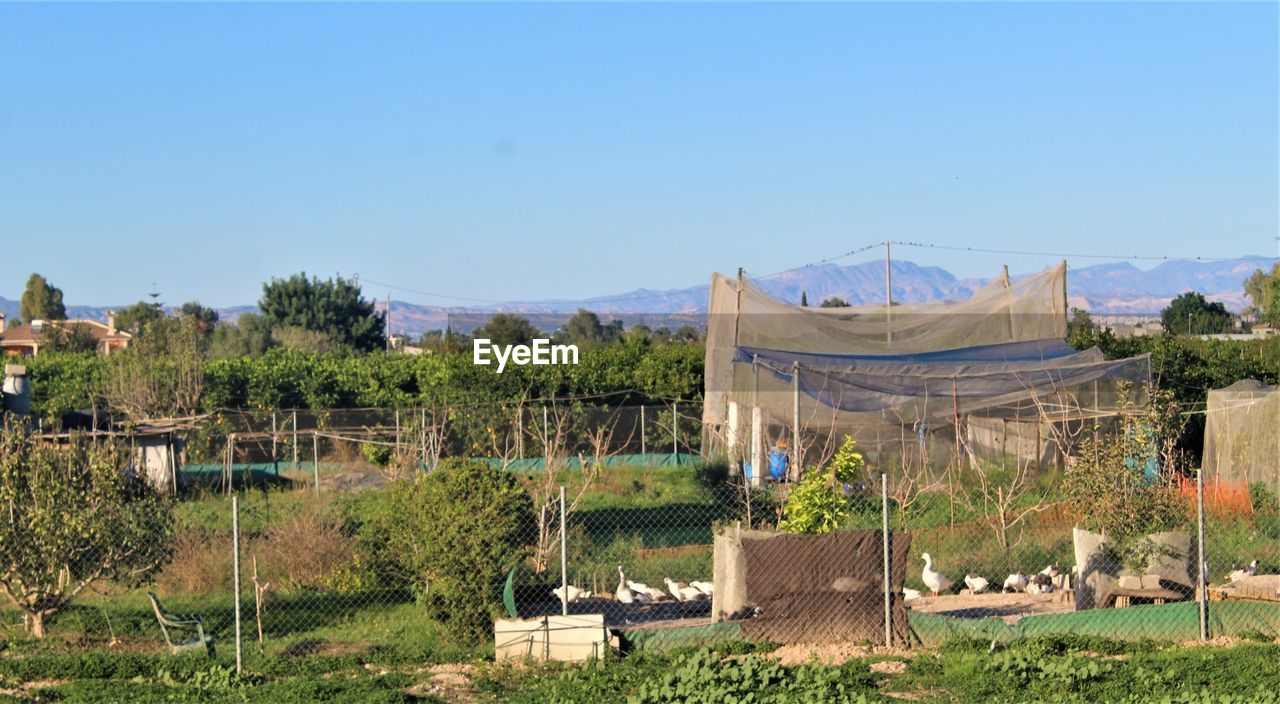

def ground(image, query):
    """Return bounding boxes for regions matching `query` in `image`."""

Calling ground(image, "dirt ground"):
[906,590,1074,623]
[769,642,913,666]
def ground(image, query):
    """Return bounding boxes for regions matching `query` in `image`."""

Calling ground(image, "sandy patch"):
[769,642,912,666]
[907,591,1074,623]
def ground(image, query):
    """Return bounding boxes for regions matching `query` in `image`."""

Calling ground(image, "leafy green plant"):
[0,422,174,637]
[364,459,534,643]
[779,437,865,534]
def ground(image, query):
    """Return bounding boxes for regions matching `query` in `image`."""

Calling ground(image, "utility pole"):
[386,294,392,352]
[885,241,892,345]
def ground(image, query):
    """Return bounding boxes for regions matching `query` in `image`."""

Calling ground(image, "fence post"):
[1197,467,1208,641]
[640,405,646,457]
[560,486,568,616]
[232,495,243,674]
[271,411,278,463]
[792,362,801,479]
[395,409,401,452]
[312,432,320,496]
[672,401,679,463]
[292,410,298,470]
[882,472,891,647]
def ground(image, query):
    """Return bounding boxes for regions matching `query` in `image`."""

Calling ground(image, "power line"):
[888,241,1245,262]
[362,241,1266,307]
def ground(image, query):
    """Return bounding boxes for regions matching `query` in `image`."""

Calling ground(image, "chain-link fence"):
[3,398,1279,670]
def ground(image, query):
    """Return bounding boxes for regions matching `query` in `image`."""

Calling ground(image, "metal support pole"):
[560,486,568,616]
[312,432,320,496]
[882,472,891,646]
[885,240,892,345]
[1197,467,1208,641]
[672,401,679,461]
[291,411,298,470]
[395,409,401,453]
[232,495,243,674]
[640,405,646,456]
[792,361,801,480]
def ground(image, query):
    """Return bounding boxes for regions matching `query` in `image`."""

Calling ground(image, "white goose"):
[921,553,952,596]
[690,581,714,596]
[1227,559,1259,583]
[964,573,990,594]
[616,565,639,604]
[1027,573,1054,594]
[664,578,687,600]
[1003,572,1028,593]
[903,588,922,601]
[551,584,591,603]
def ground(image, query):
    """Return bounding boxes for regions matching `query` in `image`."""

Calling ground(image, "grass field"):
[3,463,1278,702]
[4,636,1280,702]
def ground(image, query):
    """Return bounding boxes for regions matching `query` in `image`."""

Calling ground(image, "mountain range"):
[1,256,1273,337]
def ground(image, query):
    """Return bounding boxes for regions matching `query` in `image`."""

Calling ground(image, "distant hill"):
[1,256,1273,337]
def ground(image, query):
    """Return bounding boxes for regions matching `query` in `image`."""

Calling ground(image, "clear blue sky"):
[0,2,1275,308]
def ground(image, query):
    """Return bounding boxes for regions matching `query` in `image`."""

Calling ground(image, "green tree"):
[1067,307,1095,348]
[366,459,533,642]
[101,317,205,420]
[41,322,98,354]
[209,313,274,359]
[177,301,220,336]
[259,273,385,352]
[819,296,850,308]
[1244,263,1280,326]
[1161,291,1232,335]
[114,300,166,335]
[673,325,700,343]
[0,422,173,637]
[564,309,605,347]
[473,314,540,348]
[1063,388,1186,571]
[271,325,339,354]
[624,323,652,345]
[780,437,866,534]
[19,273,66,321]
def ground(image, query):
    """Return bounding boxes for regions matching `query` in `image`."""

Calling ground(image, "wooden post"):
[560,486,568,616]
[312,432,320,496]
[232,496,242,674]
[792,361,801,479]
[640,405,646,457]
[292,411,298,470]
[1197,468,1208,641]
[882,473,891,646]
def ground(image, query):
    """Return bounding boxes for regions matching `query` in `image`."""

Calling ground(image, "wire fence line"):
[3,397,1278,671]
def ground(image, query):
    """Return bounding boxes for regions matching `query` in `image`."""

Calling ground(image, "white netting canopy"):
[701,263,1151,481]
[1202,380,1280,494]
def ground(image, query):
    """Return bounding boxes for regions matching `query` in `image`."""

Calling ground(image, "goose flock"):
[906,554,1077,600]
[607,565,714,605]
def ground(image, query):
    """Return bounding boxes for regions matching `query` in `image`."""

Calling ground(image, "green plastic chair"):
[147,592,215,657]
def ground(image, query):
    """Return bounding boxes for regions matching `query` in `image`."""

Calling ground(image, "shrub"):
[779,437,865,534]
[259,511,358,592]
[368,459,534,643]
[0,423,173,637]
[155,529,233,595]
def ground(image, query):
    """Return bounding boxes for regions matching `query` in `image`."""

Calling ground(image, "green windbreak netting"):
[909,601,1280,647]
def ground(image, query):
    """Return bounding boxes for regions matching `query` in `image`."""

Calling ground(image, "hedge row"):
[20,342,704,420]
